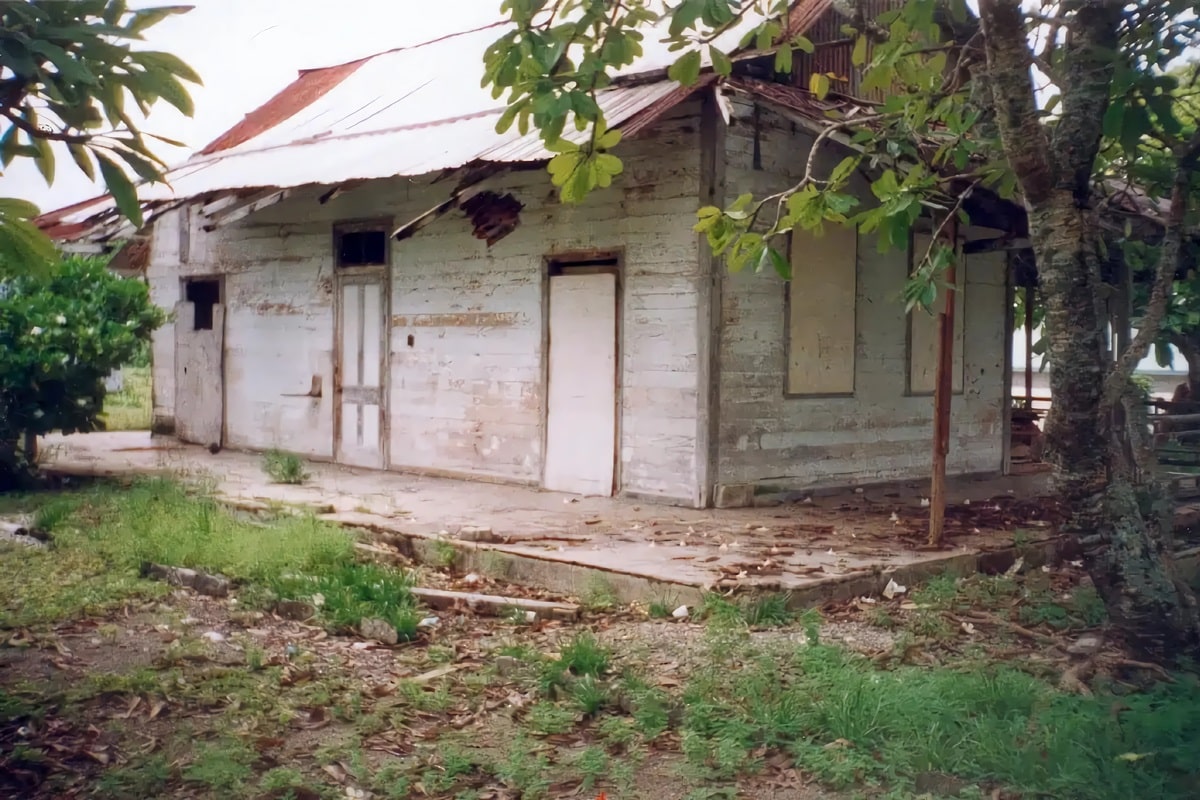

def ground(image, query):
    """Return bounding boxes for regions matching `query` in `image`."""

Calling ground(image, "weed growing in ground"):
[740,592,793,627]
[494,737,551,799]
[181,737,256,793]
[0,543,165,628]
[647,599,674,618]
[262,449,309,484]
[428,538,458,569]
[525,700,577,734]
[698,591,801,629]
[558,631,610,676]
[94,754,171,797]
[582,575,620,610]
[269,562,422,638]
[571,674,609,715]
[574,745,609,792]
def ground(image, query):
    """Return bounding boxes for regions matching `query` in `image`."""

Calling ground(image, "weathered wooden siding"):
[146,209,182,434]
[714,101,1007,501]
[148,103,707,504]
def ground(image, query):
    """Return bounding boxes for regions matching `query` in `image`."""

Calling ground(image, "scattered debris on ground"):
[2,478,1198,800]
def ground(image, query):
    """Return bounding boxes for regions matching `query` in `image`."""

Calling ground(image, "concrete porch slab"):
[38,432,1062,605]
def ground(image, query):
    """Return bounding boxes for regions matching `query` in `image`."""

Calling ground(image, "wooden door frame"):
[332,218,391,468]
[177,275,226,447]
[540,250,624,495]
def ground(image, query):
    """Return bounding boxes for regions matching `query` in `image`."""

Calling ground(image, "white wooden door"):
[336,275,387,468]
[544,272,617,495]
[174,301,224,448]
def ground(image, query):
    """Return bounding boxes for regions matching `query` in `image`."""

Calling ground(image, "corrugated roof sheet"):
[39,1,829,238]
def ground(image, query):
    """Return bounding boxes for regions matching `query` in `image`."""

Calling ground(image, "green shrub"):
[0,254,164,483]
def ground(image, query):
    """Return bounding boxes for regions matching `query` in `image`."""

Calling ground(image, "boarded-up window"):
[786,225,857,396]
[908,233,965,394]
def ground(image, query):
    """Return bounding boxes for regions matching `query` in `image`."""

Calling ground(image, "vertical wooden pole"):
[928,223,959,547]
[1024,285,1034,409]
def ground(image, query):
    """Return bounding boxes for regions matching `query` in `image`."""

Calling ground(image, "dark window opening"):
[548,255,619,276]
[185,278,221,331]
[337,229,387,267]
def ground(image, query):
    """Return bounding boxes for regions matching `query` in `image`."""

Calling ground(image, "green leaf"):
[694,206,723,233]
[0,124,20,168]
[132,62,196,116]
[774,44,793,75]
[115,148,163,183]
[67,143,96,181]
[496,99,526,135]
[0,213,57,274]
[828,155,860,188]
[0,198,42,220]
[128,5,193,35]
[1102,101,1126,139]
[593,153,623,187]
[793,36,815,55]
[32,135,55,185]
[668,49,703,86]
[709,45,732,77]
[95,152,143,228]
[132,51,202,85]
[809,72,830,100]
[596,126,622,150]
[767,246,790,279]
[851,36,868,67]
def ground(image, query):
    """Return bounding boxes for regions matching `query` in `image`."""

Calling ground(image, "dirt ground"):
[2,551,1182,800]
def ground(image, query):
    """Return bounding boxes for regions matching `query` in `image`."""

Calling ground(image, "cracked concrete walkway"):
[39,432,1058,603]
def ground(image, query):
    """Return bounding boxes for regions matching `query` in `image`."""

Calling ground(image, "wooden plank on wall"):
[909,232,965,395]
[786,224,857,396]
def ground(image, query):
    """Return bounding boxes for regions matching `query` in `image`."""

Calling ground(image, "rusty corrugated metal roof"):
[38,1,832,240]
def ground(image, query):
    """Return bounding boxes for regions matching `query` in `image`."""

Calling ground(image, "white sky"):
[2,0,505,212]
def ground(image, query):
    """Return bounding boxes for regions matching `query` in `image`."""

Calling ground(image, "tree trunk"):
[978,0,1200,661]
[1029,199,1200,660]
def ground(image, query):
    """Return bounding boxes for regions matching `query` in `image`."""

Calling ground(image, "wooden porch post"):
[928,222,959,547]
[1024,285,1034,408]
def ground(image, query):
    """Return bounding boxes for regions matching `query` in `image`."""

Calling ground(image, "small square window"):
[184,278,221,331]
[337,229,387,267]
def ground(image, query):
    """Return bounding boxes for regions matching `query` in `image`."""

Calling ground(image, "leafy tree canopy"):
[0,0,200,272]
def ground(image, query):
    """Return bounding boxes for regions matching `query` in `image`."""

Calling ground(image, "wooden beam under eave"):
[202,189,291,231]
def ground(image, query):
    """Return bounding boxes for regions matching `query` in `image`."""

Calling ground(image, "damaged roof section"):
[39,2,834,244]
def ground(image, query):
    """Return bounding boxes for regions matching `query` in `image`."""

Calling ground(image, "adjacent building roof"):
[39,1,834,243]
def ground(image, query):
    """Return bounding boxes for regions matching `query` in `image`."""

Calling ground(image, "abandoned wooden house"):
[38,2,1025,509]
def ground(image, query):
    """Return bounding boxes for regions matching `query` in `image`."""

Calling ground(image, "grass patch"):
[907,570,1108,634]
[0,479,424,633]
[699,591,795,628]
[675,641,1200,798]
[268,562,422,639]
[262,450,309,484]
[100,366,151,431]
[0,543,166,628]
[70,479,352,581]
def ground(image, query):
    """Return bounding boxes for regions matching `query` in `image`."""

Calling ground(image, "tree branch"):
[1049,0,1122,202]
[0,107,90,144]
[1103,131,1200,408]
[977,0,1053,204]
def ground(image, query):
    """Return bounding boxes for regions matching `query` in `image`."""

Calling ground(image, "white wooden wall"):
[714,100,1008,499]
[148,103,708,504]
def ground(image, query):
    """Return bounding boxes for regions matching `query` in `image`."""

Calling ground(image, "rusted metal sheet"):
[197,59,368,155]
